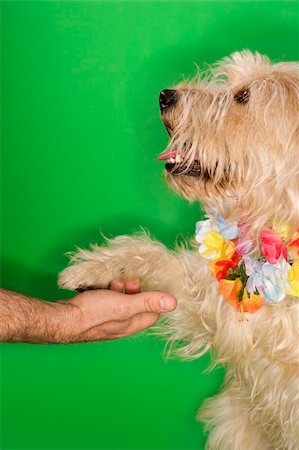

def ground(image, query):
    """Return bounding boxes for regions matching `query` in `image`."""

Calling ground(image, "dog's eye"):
[234,89,250,104]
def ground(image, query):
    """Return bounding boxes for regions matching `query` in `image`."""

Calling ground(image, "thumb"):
[126,291,177,316]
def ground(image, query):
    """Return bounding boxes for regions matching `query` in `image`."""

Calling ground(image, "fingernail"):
[160,296,175,311]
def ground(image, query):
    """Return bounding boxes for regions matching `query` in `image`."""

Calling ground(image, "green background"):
[1,1,298,449]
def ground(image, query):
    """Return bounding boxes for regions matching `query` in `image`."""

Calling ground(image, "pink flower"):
[236,224,253,256]
[260,229,287,264]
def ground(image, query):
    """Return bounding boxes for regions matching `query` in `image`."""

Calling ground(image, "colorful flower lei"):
[195,215,299,314]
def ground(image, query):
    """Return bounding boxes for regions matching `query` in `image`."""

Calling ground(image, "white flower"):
[215,215,239,240]
[195,217,217,243]
[261,258,292,302]
[195,217,218,257]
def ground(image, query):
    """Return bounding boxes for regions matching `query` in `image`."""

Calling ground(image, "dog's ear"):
[216,50,270,84]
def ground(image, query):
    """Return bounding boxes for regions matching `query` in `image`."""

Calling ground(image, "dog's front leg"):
[59,234,219,350]
[58,234,183,295]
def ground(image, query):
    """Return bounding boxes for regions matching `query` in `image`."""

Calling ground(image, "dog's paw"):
[58,234,166,292]
[58,258,115,292]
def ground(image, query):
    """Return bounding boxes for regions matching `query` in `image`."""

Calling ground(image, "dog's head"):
[158,50,299,233]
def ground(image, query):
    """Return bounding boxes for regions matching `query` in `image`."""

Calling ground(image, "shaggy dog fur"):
[59,51,299,450]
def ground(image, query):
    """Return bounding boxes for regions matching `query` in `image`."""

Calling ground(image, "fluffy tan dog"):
[59,51,299,450]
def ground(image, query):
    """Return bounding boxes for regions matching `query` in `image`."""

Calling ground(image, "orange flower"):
[219,279,264,314]
[219,278,243,310]
[288,233,299,261]
[242,289,264,313]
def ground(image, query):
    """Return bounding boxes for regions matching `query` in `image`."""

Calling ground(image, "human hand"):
[64,279,177,342]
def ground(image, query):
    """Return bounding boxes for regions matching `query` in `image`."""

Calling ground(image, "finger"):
[124,278,141,294]
[109,278,125,293]
[123,312,160,337]
[123,291,177,317]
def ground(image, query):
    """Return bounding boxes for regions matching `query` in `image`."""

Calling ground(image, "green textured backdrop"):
[1,1,298,449]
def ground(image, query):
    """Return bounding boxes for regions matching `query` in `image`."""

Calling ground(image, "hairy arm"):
[0,288,77,343]
[0,283,176,344]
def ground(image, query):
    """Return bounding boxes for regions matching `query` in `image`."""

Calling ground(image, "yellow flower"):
[273,222,291,240]
[201,231,236,261]
[287,262,299,297]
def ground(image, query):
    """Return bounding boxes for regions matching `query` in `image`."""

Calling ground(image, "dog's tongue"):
[157,149,177,161]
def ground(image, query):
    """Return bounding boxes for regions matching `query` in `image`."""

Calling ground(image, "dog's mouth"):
[157,149,204,177]
[159,120,206,177]
[159,117,212,178]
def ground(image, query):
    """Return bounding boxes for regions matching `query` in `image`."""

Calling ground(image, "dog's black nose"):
[159,89,178,112]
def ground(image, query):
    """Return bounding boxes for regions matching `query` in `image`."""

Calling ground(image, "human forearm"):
[0,289,76,343]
